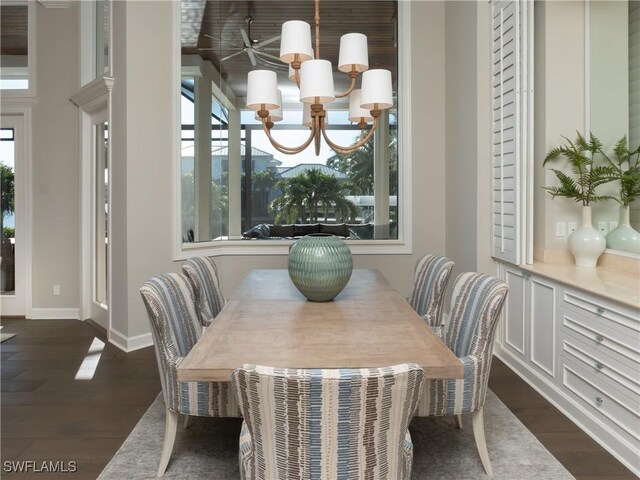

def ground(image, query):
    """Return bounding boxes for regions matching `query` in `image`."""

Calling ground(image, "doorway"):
[0,115,29,316]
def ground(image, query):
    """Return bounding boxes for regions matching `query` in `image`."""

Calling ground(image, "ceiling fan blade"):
[253,50,283,63]
[203,34,238,47]
[221,50,246,62]
[254,35,281,49]
[240,28,252,48]
[247,49,257,66]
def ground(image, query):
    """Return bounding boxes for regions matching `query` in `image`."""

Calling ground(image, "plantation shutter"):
[491,0,533,265]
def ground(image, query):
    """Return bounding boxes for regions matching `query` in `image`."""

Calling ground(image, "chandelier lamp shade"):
[245,0,393,155]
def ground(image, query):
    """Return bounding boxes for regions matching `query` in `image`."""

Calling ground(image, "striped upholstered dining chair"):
[408,254,455,332]
[415,272,508,477]
[139,273,241,477]
[231,364,425,480]
[182,256,225,327]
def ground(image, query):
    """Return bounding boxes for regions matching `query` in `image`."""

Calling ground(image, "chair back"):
[232,363,425,480]
[444,272,508,359]
[408,254,455,326]
[140,273,202,409]
[182,257,225,326]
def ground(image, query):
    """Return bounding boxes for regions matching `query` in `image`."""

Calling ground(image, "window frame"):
[0,0,36,98]
[172,0,412,259]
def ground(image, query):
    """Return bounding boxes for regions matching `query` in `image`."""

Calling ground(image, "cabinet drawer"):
[560,332,640,402]
[562,363,640,447]
[562,289,639,340]
[560,310,640,367]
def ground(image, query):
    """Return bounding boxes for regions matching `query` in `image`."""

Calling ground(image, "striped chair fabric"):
[417,272,508,417]
[232,364,425,480]
[415,272,507,477]
[140,273,241,476]
[139,273,240,417]
[408,254,455,327]
[182,256,225,327]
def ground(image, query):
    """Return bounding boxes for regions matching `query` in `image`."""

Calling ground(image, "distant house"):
[278,163,348,180]
[211,144,282,182]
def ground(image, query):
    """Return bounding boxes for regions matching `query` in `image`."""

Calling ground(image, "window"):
[179,0,402,247]
[0,3,31,91]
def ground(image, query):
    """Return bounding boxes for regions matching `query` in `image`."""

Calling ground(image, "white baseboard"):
[29,308,80,320]
[109,327,153,352]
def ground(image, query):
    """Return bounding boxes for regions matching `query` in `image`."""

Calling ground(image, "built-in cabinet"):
[495,262,640,477]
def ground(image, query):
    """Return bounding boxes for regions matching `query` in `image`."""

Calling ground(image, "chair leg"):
[454,414,463,429]
[183,414,190,429]
[472,408,493,477]
[157,409,179,477]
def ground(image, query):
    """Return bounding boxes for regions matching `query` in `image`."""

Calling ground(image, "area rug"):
[98,390,575,480]
[0,332,16,342]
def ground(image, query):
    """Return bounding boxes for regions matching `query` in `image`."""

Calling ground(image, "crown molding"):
[0,95,38,108]
[70,76,114,111]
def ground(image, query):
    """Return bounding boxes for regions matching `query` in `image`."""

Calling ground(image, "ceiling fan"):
[199,15,283,69]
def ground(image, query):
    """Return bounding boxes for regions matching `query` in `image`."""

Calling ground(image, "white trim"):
[72,76,113,337]
[69,76,114,113]
[172,0,413,259]
[1,1,36,99]
[529,276,556,378]
[1,108,33,318]
[173,0,182,261]
[504,267,526,356]
[30,308,80,320]
[175,239,412,260]
[109,327,153,352]
[0,97,39,108]
[37,0,72,8]
[584,1,591,135]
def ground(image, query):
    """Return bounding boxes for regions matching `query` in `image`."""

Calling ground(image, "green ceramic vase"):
[288,233,353,302]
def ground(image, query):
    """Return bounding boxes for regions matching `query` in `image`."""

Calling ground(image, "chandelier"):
[245,0,393,156]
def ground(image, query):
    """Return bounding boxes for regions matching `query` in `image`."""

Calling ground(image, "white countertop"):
[519,262,640,309]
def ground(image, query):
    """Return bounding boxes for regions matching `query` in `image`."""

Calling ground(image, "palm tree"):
[326,129,398,195]
[269,169,356,224]
[1,163,15,236]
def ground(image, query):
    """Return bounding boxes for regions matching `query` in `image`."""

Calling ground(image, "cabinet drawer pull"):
[596,306,605,315]
[595,362,604,371]
[595,334,604,344]
[595,396,603,407]
[522,271,531,279]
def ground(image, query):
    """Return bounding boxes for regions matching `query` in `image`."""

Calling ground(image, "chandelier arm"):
[261,121,317,155]
[321,118,378,155]
[335,74,357,99]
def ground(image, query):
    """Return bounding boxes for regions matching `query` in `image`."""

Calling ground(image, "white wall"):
[445,2,478,273]
[443,1,494,276]
[110,1,178,346]
[534,1,587,261]
[31,3,80,316]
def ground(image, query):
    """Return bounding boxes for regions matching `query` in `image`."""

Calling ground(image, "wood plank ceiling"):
[0,5,28,56]
[0,1,398,105]
[181,0,398,104]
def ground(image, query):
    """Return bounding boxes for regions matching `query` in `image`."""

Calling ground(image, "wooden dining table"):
[177,269,463,382]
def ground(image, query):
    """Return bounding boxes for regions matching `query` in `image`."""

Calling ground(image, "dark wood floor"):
[1,318,637,479]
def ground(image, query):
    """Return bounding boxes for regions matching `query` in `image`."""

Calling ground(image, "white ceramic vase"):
[567,206,606,268]
[606,205,640,254]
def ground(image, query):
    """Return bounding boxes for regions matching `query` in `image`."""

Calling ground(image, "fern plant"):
[543,132,616,206]
[598,135,640,207]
